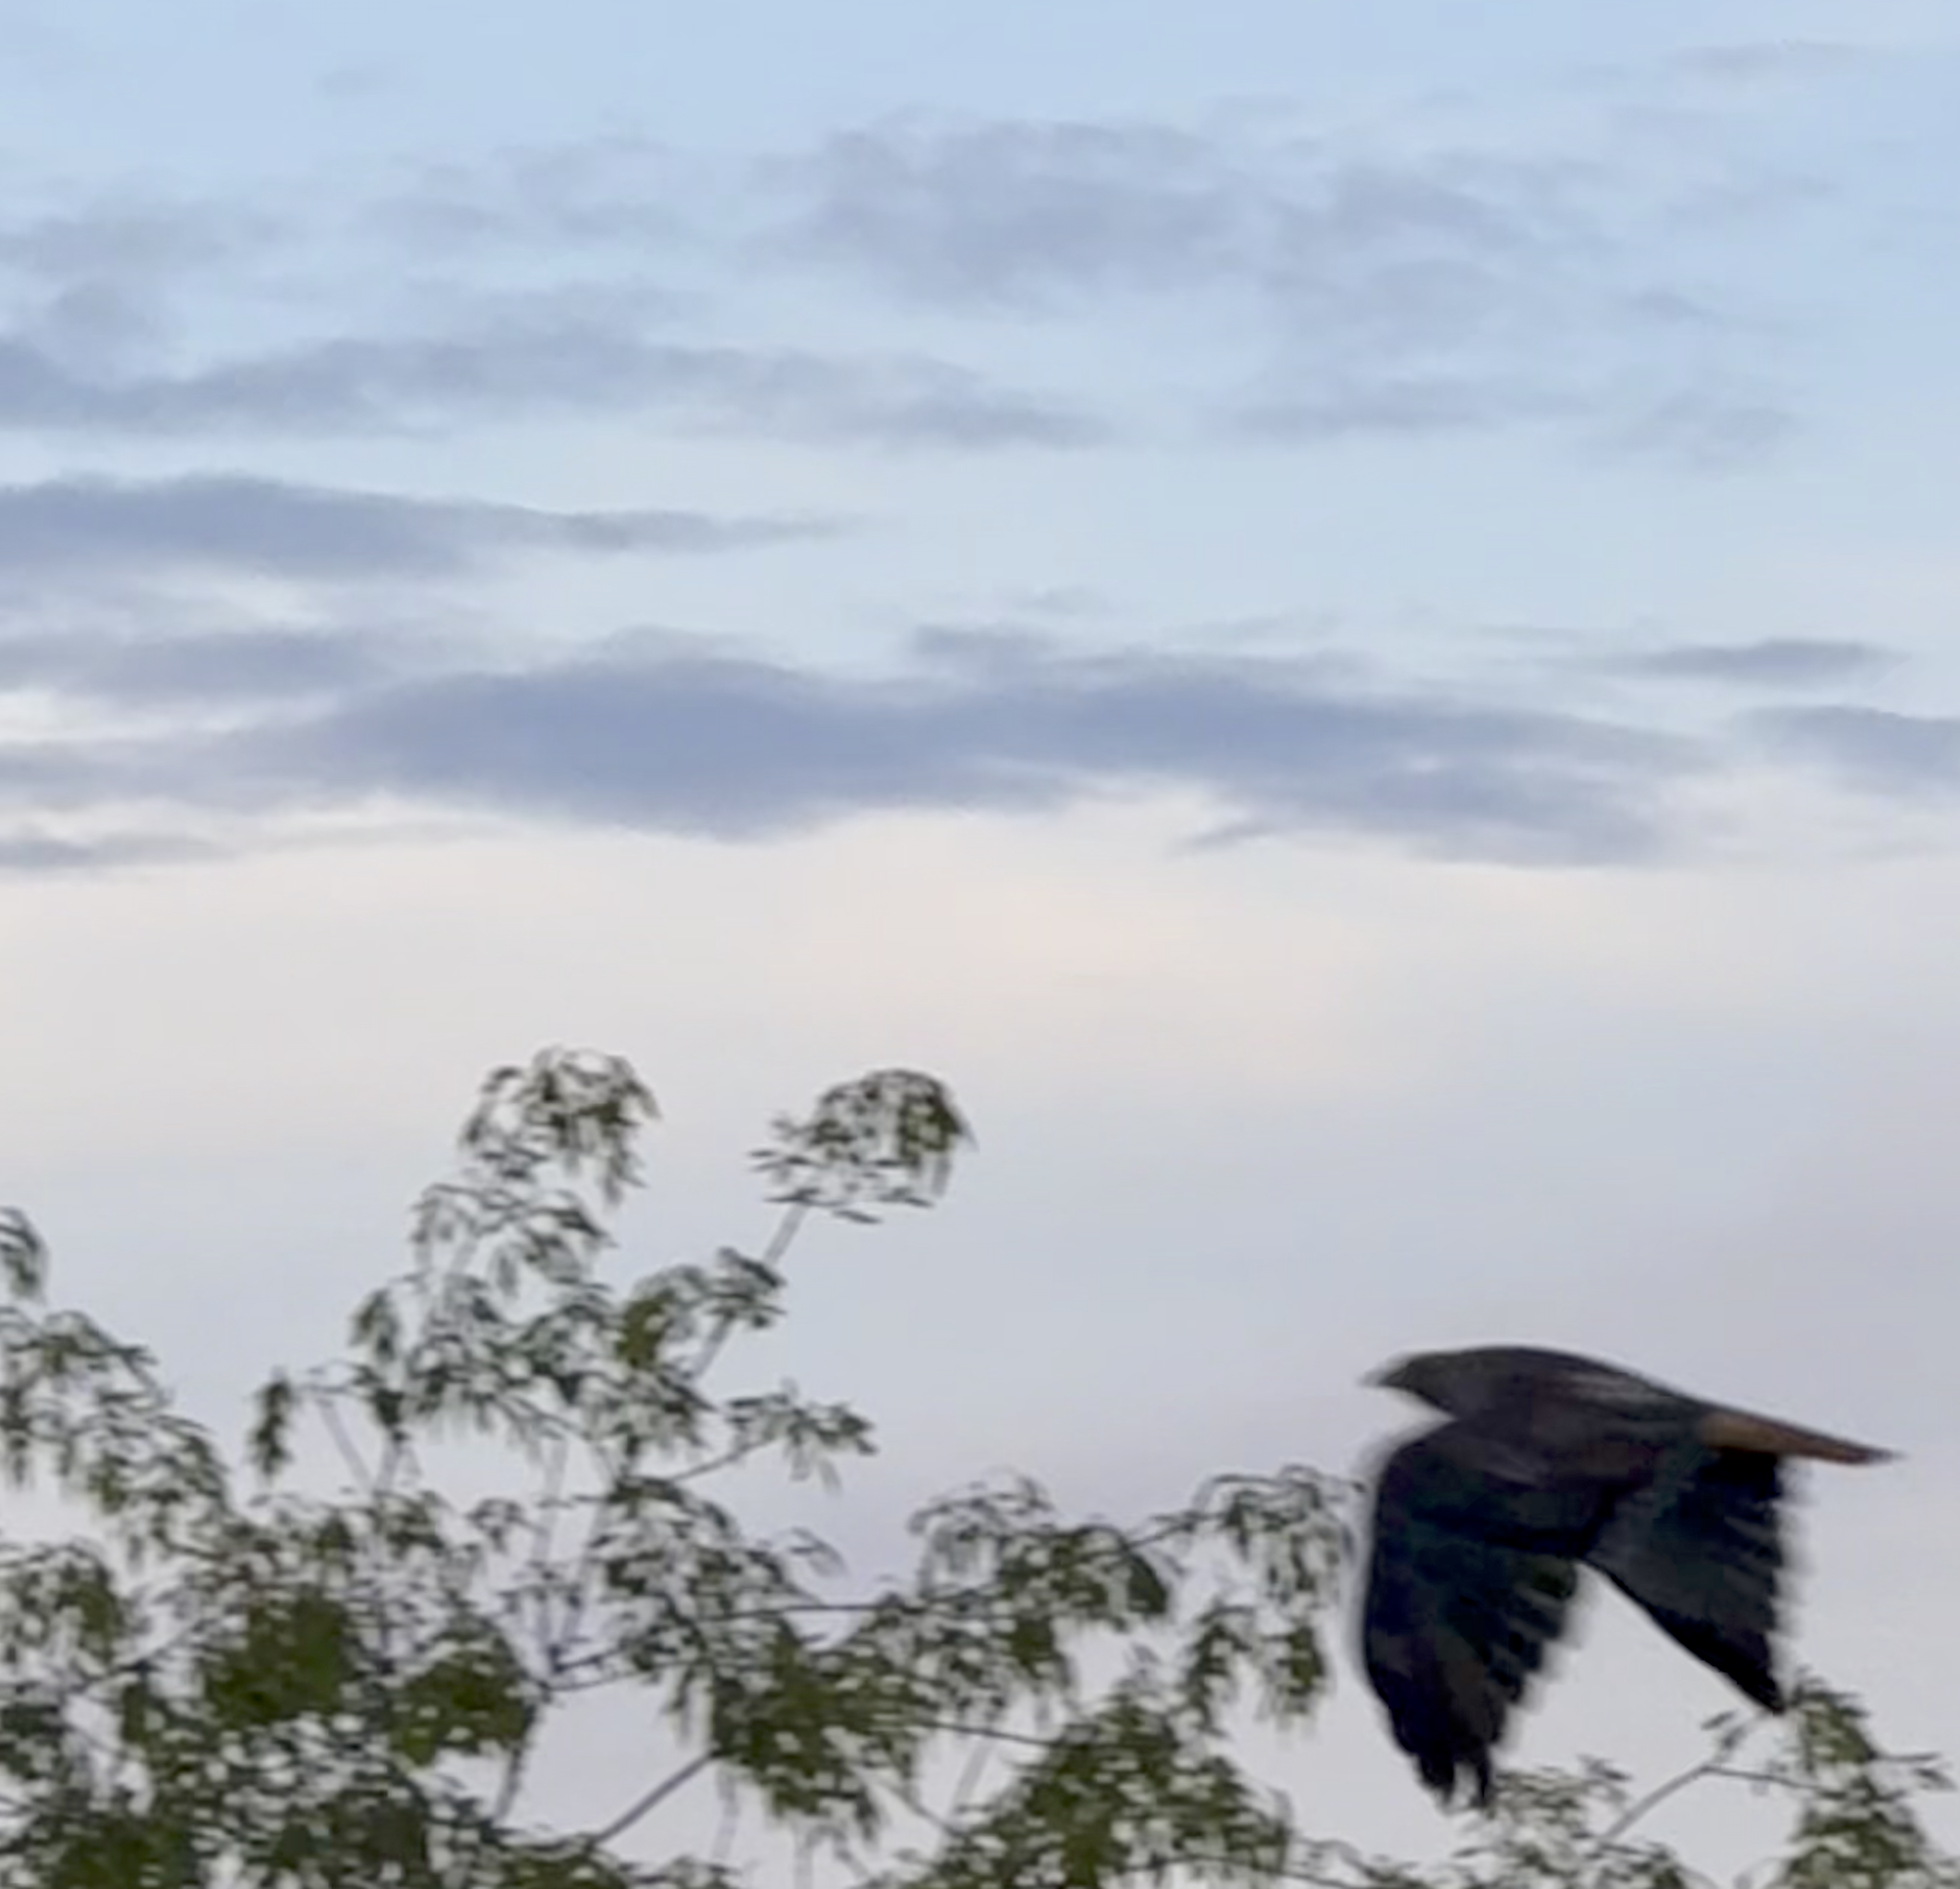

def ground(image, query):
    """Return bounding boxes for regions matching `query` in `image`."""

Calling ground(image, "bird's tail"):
[1698,1408,1894,1465]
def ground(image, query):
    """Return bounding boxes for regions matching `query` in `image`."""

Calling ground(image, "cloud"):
[1232,374,1564,442]
[12,619,1960,874]
[1594,388,1798,470]
[766,115,1598,323]
[0,320,1105,449]
[0,157,1107,452]
[1611,637,1895,688]
[0,193,279,382]
[768,119,1261,310]
[255,641,1705,863]
[1751,705,1960,792]
[1661,40,1869,91]
[0,194,264,294]
[0,626,387,706]
[371,138,694,255]
[0,829,214,875]
[0,474,838,582]
[759,106,1821,459]
[0,625,1705,868]
[2,68,1839,463]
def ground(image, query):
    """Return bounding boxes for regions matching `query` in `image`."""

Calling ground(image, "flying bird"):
[1359,1345,1893,1808]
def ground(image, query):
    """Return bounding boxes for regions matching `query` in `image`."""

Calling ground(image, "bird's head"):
[1364,1349,1481,1417]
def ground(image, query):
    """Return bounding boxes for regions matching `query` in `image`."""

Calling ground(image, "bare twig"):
[594,1751,716,1845]
[951,1738,991,1814]
[690,1199,809,1386]
[312,1389,373,1494]
[1588,1714,1781,1858]
[528,1430,573,1660]
[712,1764,742,1864]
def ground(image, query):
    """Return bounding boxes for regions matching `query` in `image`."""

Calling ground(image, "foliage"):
[0,1056,1948,1886]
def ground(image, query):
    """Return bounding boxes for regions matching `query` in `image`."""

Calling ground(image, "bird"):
[1359,1344,1894,1809]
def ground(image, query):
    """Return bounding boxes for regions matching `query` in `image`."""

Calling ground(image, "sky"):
[3,0,1959,1875]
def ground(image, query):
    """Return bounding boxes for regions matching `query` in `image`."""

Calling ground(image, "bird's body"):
[1361,1345,1892,1808]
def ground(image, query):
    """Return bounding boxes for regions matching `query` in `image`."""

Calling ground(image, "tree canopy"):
[0,1048,1950,1886]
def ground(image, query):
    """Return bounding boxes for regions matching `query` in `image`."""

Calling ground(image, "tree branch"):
[594,1751,716,1845]
[313,1388,374,1494]
[690,1199,809,1386]
[1588,1734,1781,1858]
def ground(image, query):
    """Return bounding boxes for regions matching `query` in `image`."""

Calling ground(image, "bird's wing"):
[1362,1427,1591,1807]
[1587,1443,1786,1712]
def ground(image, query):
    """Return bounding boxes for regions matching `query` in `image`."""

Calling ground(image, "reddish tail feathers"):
[1699,1408,1895,1465]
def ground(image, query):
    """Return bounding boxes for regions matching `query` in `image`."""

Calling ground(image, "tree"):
[0,1048,1950,1886]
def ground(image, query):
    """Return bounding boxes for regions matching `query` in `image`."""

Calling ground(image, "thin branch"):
[908,1718,1071,1753]
[374,1430,411,1499]
[1588,1756,1718,1857]
[668,1440,770,1486]
[712,1764,742,1865]
[593,1751,716,1845]
[547,1597,889,1677]
[488,1435,579,1819]
[313,1390,374,1494]
[489,1736,533,1827]
[690,1199,809,1386]
[760,1198,810,1272]
[894,1781,959,1838]
[1589,1732,1781,1857]
[950,1738,991,1815]
[533,1427,641,1685]
[529,1430,573,1661]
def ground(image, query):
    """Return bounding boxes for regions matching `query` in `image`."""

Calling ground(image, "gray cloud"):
[372,138,694,255]
[0,74,1831,463]
[0,474,837,581]
[0,194,279,387]
[767,116,1596,323]
[0,196,272,340]
[0,199,254,288]
[12,622,1960,873]
[0,320,1104,449]
[0,162,1110,455]
[0,727,184,810]
[1661,40,1868,91]
[1611,637,1895,688]
[0,626,388,705]
[770,120,1260,310]
[1751,705,1960,792]
[760,108,1815,457]
[0,828,215,875]
[1596,387,1797,470]
[262,645,1703,862]
[0,628,1702,867]
[1233,374,1565,442]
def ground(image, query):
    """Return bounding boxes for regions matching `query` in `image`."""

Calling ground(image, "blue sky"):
[3,1,1959,1874]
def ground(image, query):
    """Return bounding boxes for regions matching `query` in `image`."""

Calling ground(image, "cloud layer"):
[0,474,838,579]
[3,608,1942,874]
[0,45,1932,876]
[0,324,1106,448]
[1606,637,1897,688]
[0,53,1846,461]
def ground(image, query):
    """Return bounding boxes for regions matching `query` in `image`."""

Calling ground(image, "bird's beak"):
[1363,1357,1409,1391]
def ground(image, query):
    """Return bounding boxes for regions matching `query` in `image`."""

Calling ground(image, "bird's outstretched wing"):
[1362,1428,1591,1807]
[1588,1443,1786,1711]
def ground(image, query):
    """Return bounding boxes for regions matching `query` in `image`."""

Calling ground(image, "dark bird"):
[1359,1345,1893,1808]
